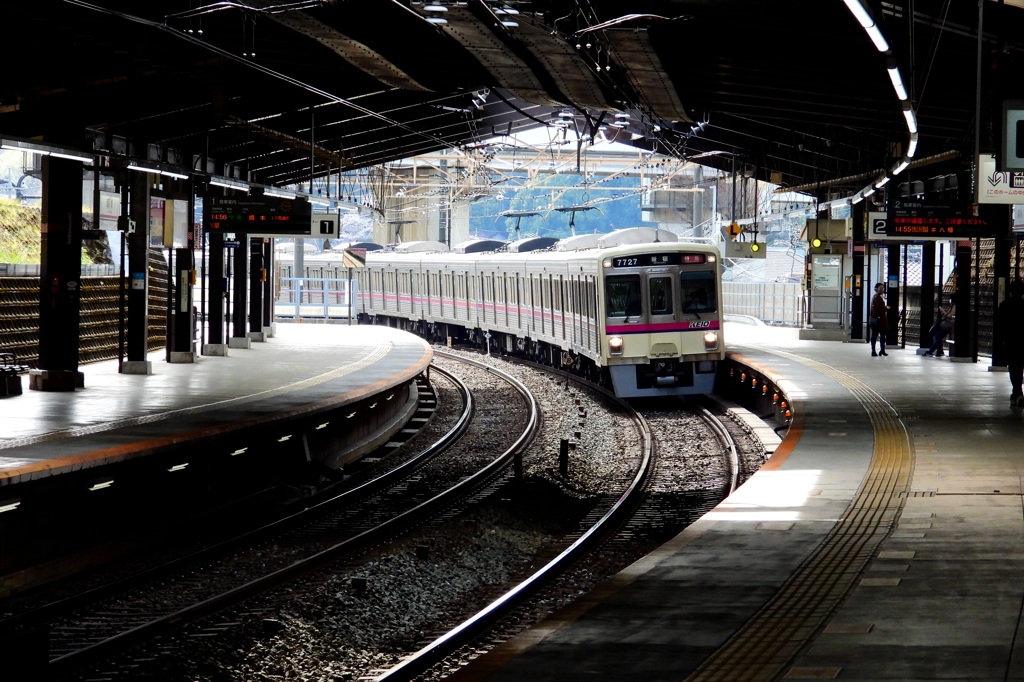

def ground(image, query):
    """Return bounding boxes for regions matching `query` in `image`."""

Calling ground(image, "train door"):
[424,271,432,317]
[536,274,544,331]
[458,273,466,322]
[481,273,491,325]
[414,272,420,317]
[541,276,550,337]
[552,276,561,340]
[647,275,675,354]
[491,274,498,326]
[403,270,411,315]
[514,273,521,332]
[501,274,509,328]
[571,276,579,345]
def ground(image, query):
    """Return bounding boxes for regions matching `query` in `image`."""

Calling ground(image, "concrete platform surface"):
[0,323,432,483]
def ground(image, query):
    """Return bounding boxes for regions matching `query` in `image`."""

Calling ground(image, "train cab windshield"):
[680,271,717,315]
[606,275,642,319]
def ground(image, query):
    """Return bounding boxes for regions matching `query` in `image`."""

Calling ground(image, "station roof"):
[5,1,1024,201]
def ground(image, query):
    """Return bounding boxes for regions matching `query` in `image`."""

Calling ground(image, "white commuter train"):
[355,228,724,398]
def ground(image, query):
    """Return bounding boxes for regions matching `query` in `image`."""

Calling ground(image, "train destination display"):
[205,196,313,235]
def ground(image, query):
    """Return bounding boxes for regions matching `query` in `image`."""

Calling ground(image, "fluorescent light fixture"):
[843,0,889,52]
[264,188,296,199]
[426,16,448,24]
[309,197,330,207]
[0,499,21,514]
[843,0,874,28]
[278,434,292,442]
[902,107,918,134]
[887,67,908,101]
[1,139,93,163]
[161,170,189,180]
[210,177,248,190]
[893,160,910,175]
[866,24,889,52]
[89,480,114,491]
[1,140,49,155]
[51,151,94,163]
[874,176,891,188]
[168,463,189,472]
[424,4,447,10]
[231,447,248,456]
[316,422,329,430]
[501,20,519,27]
[128,163,163,175]
[906,137,918,157]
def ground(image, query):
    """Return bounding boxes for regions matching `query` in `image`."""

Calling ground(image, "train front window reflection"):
[649,277,672,315]
[680,271,717,314]
[606,275,642,318]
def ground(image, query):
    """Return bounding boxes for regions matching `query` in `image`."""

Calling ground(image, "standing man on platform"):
[869,283,889,357]
[996,280,1024,406]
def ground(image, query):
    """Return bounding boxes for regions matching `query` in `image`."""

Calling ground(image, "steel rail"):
[40,359,536,679]
[374,360,653,682]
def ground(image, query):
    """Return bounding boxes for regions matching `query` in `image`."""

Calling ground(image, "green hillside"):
[0,200,41,263]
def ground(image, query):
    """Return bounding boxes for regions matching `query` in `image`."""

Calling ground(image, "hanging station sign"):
[978,154,1024,204]
[204,196,313,236]
[875,198,996,240]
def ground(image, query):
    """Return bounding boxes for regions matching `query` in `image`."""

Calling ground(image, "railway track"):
[1,357,539,681]
[368,357,759,682]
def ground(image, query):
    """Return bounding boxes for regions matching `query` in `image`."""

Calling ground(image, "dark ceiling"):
[4,1,1024,202]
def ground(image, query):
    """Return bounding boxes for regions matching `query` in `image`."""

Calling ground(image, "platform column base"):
[202,343,229,357]
[29,369,85,391]
[228,336,251,349]
[264,324,275,339]
[248,331,266,343]
[121,360,153,375]
[168,351,196,364]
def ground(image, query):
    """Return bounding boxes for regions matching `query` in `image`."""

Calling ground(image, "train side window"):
[606,275,642,318]
[680,271,717,313]
[650,277,672,315]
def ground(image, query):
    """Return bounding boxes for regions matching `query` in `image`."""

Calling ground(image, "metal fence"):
[722,282,804,326]
[275,277,357,318]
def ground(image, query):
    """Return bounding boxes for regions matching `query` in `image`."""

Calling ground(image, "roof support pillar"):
[31,156,84,391]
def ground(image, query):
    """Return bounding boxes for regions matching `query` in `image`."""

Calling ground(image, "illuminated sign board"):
[204,197,312,235]
[609,253,707,267]
[886,199,995,239]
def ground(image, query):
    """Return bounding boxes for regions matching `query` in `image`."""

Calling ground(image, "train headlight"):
[609,336,624,355]
[703,331,719,350]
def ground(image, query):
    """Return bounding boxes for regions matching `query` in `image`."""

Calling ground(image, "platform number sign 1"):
[314,214,336,236]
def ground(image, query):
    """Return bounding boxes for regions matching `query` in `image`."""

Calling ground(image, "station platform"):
[0,323,432,486]
[450,322,1024,682]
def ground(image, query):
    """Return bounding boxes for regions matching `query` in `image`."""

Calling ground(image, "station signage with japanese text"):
[883,199,995,239]
[204,196,313,235]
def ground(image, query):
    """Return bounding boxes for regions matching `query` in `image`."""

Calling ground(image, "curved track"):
[3,358,540,681]
[374,362,748,682]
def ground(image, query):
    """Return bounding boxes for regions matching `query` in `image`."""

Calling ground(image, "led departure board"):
[205,197,313,235]
[887,199,996,238]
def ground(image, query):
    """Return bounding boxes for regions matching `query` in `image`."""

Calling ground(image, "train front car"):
[598,243,723,397]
